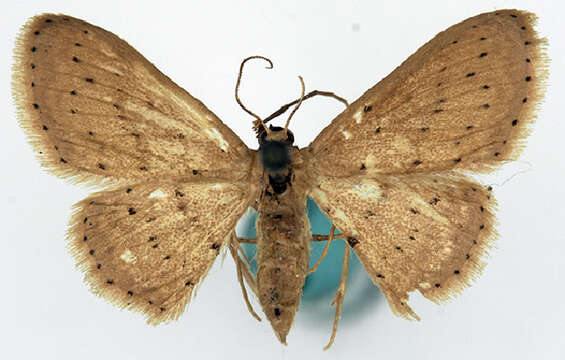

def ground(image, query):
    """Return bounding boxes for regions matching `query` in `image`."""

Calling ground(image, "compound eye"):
[286,130,295,144]
[258,128,268,145]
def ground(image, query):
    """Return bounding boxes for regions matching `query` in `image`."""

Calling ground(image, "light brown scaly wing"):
[12,14,258,324]
[12,14,252,185]
[306,10,547,319]
[309,174,495,319]
[307,10,547,177]
[70,181,252,324]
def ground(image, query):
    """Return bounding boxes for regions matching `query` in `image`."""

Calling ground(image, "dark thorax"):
[259,125,294,195]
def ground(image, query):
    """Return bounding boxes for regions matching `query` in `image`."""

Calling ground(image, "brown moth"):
[12,10,547,349]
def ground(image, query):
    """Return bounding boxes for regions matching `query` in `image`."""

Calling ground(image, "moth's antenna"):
[263,90,349,125]
[283,75,305,135]
[235,56,273,135]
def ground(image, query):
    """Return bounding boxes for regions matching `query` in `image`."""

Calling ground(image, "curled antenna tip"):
[235,56,274,135]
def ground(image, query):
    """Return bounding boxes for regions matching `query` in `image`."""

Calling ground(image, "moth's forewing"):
[309,10,546,177]
[12,14,252,185]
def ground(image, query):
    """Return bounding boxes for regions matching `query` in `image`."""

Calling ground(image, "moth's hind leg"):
[324,243,351,350]
[229,233,261,322]
[308,225,337,274]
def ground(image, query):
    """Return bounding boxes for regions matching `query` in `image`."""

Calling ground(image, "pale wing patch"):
[205,128,230,152]
[353,110,362,124]
[120,250,136,263]
[149,189,167,199]
[309,173,497,320]
[68,180,251,324]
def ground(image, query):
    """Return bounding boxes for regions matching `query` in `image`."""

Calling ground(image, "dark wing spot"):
[347,237,359,248]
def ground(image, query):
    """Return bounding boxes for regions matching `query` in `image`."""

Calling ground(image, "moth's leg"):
[308,225,336,275]
[232,236,253,269]
[263,90,349,125]
[229,233,261,321]
[238,234,343,244]
[324,243,351,351]
[312,233,343,241]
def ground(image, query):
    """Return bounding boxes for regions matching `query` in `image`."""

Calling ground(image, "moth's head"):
[259,125,294,171]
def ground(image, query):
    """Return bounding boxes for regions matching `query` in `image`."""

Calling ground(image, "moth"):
[12,10,547,349]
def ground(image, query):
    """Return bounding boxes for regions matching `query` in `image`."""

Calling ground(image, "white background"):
[1,0,564,359]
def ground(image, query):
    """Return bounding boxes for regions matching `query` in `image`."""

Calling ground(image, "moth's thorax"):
[254,141,311,344]
[258,127,295,172]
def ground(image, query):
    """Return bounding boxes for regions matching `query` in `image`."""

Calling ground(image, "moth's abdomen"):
[255,192,310,344]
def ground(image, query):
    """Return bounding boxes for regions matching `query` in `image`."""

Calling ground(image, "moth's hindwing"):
[70,181,252,324]
[309,174,496,319]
